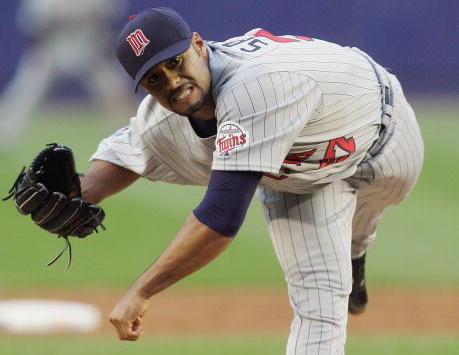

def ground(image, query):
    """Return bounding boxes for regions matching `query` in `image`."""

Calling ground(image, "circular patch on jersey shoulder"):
[215,121,249,156]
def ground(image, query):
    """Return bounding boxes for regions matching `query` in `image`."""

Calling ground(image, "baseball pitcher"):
[6,7,423,354]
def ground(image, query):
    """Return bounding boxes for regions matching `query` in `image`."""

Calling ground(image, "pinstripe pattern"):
[91,97,215,186]
[256,62,422,355]
[257,180,355,354]
[209,35,383,192]
[91,31,424,354]
[347,72,424,258]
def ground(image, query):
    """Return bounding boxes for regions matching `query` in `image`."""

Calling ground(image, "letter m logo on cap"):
[126,29,150,56]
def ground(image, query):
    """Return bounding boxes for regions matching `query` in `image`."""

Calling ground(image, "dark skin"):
[139,32,215,120]
[81,33,234,341]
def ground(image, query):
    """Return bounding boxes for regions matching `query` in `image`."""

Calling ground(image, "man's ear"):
[191,32,206,57]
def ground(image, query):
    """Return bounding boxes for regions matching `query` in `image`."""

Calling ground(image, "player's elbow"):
[193,201,247,237]
[193,170,262,237]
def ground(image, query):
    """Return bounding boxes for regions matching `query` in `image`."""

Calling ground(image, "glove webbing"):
[2,166,26,201]
[2,143,61,201]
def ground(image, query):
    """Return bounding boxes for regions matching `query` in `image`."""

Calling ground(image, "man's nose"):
[164,70,181,90]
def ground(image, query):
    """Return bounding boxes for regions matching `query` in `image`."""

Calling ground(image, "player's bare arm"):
[81,160,140,204]
[108,169,260,341]
[109,213,232,340]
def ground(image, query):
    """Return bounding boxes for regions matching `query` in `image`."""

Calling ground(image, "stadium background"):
[0,1,458,354]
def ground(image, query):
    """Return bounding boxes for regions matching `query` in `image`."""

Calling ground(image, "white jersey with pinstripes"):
[91,29,424,355]
[92,29,384,194]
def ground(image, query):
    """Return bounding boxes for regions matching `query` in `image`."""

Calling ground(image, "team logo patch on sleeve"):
[216,121,249,156]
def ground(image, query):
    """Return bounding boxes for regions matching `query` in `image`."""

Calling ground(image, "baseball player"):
[78,8,423,354]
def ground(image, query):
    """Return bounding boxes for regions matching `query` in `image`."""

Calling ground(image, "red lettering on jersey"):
[216,133,247,153]
[216,122,249,156]
[264,149,315,181]
[253,29,312,43]
[319,137,356,168]
[264,173,288,180]
[284,150,316,166]
[126,29,150,56]
[264,138,356,181]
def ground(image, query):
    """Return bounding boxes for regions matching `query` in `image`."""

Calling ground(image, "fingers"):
[43,198,87,233]
[38,198,95,236]
[58,202,98,237]
[109,316,144,341]
[109,293,148,341]
[15,183,49,214]
[88,205,105,225]
[67,204,106,238]
[27,193,105,237]
[31,192,68,225]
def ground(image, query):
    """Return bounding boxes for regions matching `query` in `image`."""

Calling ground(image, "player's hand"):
[109,290,148,341]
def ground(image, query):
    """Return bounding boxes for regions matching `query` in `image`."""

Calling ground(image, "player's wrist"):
[135,288,152,301]
[129,276,157,300]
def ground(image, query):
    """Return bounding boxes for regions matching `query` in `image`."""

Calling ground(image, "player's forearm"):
[130,213,232,299]
[80,160,140,204]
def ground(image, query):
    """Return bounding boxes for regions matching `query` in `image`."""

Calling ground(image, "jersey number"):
[222,29,312,53]
[319,137,356,168]
[264,136,356,180]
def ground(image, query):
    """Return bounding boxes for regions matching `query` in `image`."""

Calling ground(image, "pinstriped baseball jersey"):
[93,29,385,194]
[208,30,383,193]
[92,28,423,355]
[92,97,214,185]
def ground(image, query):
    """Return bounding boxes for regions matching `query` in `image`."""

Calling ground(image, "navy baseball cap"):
[115,7,192,91]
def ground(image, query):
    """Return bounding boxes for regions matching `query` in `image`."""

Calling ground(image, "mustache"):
[168,81,195,102]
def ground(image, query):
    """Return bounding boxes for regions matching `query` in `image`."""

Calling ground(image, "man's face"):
[139,33,213,118]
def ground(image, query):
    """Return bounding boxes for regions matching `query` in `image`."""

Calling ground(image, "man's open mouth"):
[171,85,194,103]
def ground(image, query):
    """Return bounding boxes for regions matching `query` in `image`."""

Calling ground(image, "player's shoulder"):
[207,28,344,96]
[134,95,183,134]
[207,29,277,97]
[208,29,371,100]
[207,28,342,58]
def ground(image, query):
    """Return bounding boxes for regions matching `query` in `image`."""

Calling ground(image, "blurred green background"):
[0,101,458,354]
[0,102,458,288]
[1,334,459,355]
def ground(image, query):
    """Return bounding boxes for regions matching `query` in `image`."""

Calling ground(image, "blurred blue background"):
[0,0,457,96]
[0,3,458,353]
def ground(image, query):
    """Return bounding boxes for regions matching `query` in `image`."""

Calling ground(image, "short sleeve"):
[90,118,161,177]
[212,72,323,174]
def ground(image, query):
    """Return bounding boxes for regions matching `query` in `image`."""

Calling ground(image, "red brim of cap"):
[134,37,192,92]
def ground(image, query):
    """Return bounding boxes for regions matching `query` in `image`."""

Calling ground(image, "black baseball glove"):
[4,143,105,268]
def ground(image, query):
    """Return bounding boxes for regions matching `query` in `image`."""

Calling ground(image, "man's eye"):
[148,75,159,86]
[168,56,180,68]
